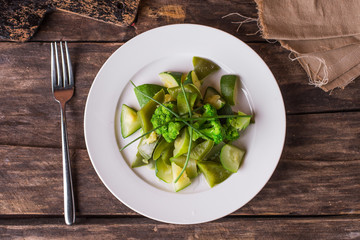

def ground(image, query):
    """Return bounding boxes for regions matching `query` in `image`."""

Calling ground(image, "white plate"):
[84,24,286,224]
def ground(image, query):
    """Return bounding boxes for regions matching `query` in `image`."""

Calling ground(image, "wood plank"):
[0,142,359,216]
[134,0,261,41]
[0,42,359,148]
[31,11,137,42]
[0,146,133,216]
[0,217,359,239]
[30,0,262,42]
[0,42,119,149]
[283,113,360,161]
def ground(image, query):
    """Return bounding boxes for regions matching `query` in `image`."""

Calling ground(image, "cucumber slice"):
[147,159,155,170]
[153,138,173,160]
[121,104,141,138]
[156,159,172,183]
[137,136,159,160]
[173,128,190,158]
[193,56,220,80]
[220,144,245,173]
[177,92,197,115]
[137,89,165,135]
[170,156,198,179]
[134,84,166,108]
[184,71,201,90]
[190,140,214,161]
[230,111,251,131]
[168,84,202,101]
[197,161,232,187]
[203,142,225,162]
[220,75,238,106]
[155,147,173,183]
[204,87,226,110]
[172,162,191,192]
[159,72,183,88]
[131,152,148,168]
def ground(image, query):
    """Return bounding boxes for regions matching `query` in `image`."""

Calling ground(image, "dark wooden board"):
[54,0,140,27]
[1,217,359,239]
[32,11,137,43]
[0,0,140,41]
[0,142,359,216]
[0,0,50,41]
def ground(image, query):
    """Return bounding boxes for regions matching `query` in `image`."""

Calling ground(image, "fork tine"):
[51,43,57,90]
[64,42,74,87]
[54,42,62,87]
[60,41,68,87]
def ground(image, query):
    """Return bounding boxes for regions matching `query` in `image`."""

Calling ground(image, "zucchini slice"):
[159,72,183,88]
[204,87,226,110]
[220,75,238,106]
[172,162,191,192]
[173,128,190,158]
[193,56,220,80]
[121,104,141,138]
[197,161,232,187]
[220,144,245,173]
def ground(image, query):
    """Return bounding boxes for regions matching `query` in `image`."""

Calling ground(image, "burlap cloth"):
[254,0,360,91]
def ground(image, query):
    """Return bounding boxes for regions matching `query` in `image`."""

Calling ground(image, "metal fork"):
[51,41,75,225]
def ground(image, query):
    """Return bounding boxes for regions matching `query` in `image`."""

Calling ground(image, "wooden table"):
[1,1,360,239]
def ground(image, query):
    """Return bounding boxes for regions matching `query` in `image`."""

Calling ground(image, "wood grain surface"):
[0,0,359,238]
[30,0,260,42]
[1,217,359,239]
[0,143,359,216]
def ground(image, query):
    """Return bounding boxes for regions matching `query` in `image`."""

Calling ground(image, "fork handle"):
[60,103,76,225]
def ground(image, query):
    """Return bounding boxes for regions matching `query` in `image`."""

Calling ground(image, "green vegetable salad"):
[120,57,253,192]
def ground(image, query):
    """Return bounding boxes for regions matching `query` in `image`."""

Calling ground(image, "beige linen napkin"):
[254,0,360,91]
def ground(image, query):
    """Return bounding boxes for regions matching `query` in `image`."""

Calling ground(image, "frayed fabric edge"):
[253,0,268,39]
[221,12,277,44]
[222,13,260,35]
[290,51,358,92]
[289,52,330,88]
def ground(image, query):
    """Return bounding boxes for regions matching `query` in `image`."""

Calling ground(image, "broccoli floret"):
[166,121,183,141]
[191,119,204,142]
[191,104,225,144]
[200,120,224,144]
[223,119,240,141]
[151,103,174,126]
[203,103,218,117]
[191,127,202,142]
[151,103,183,142]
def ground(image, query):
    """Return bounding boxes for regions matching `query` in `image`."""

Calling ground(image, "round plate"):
[84,24,286,224]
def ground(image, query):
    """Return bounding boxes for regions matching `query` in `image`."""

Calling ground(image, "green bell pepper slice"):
[177,92,197,115]
[137,89,165,135]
